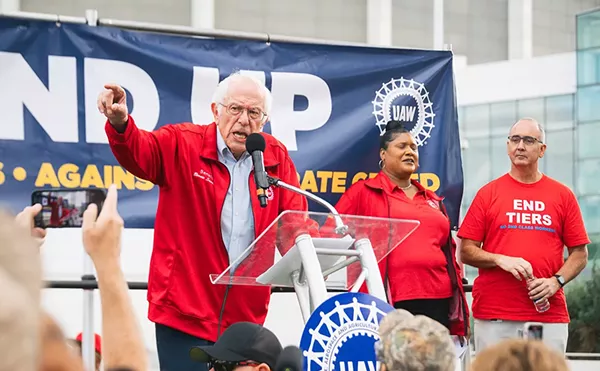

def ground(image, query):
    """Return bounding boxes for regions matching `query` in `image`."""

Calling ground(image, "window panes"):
[463,104,490,137]
[517,98,545,123]
[490,101,517,136]
[578,122,600,160]
[462,136,491,203]
[545,94,574,131]
[577,48,600,86]
[458,106,465,135]
[491,136,511,178]
[545,130,575,190]
[577,86,600,123]
[579,195,600,236]
[577,10,600,50]
[577,159,600,196]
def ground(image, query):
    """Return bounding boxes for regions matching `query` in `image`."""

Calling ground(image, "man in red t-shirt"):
[458,118,589,355]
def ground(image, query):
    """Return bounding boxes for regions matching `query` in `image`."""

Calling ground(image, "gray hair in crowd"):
[375,309,456,371]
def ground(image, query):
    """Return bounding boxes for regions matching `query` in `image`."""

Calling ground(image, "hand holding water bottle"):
[527,277,561,303]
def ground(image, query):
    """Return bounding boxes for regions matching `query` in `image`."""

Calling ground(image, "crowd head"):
[190,322,283,371]
[470,338,570,371]
[376,309,456,371]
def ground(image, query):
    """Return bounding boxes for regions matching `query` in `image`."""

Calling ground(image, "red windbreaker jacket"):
[333,173,470,337]
[105,116,309,342]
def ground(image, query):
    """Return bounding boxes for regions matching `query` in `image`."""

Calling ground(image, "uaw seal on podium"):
[299,292,395,371]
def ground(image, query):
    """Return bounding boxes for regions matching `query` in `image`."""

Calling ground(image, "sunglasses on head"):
[209,359,260,371]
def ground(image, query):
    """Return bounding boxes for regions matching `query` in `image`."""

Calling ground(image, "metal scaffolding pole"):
[0,10,86,23]
[0,9,435,51]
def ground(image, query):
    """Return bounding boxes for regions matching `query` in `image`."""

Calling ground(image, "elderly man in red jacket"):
[97,73,309,371]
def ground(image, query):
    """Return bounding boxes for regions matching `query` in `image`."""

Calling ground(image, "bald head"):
[509,118,545,144]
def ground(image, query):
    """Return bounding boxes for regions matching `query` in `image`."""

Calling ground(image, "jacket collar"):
[365,171,443,201]
[200,122,279,167]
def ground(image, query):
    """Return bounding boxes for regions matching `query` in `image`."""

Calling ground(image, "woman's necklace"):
[399,183,412,190]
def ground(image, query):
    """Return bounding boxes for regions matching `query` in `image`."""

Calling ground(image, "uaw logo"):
[427,199,439,209]
[265,186,274,201]
[372,77,436,146]
[299,293,394,371]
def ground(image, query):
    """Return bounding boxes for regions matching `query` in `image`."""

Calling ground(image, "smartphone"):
[31,188,107,229]
[523,322,544,340]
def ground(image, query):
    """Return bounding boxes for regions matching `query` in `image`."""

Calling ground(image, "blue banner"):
[0,18,463,228]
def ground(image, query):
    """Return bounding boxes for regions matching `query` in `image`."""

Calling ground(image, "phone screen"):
[525,324,544,340]
[32,189,106,228]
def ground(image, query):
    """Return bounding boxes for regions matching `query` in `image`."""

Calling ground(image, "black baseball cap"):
[190,322,283,369]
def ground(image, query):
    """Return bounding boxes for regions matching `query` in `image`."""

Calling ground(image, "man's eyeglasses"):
[220,103,267,122]
[209,360,259,371]
[508,135,543,146]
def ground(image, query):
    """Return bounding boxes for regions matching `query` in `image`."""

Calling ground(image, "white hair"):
[510,117,546,143]
[211,72,272,116]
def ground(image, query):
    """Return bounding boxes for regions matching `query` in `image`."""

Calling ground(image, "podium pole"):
[291,270,312,323]
[354,238,386,301]
[295,234,328,312]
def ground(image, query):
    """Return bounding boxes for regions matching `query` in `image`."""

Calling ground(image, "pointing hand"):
[97,84,129,129]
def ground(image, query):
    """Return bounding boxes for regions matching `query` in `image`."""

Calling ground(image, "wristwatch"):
[554,274,566,288]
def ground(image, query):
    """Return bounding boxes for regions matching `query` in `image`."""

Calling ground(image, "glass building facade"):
[459,8,600,353]
[576,9,600,244]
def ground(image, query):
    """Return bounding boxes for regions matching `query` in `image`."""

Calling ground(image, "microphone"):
[275,346,303,371]
[245,133,270,208]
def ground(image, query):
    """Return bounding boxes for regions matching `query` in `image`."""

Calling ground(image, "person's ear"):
[211,102,219,122]
[539,143,547,158]
[256,363,270,371]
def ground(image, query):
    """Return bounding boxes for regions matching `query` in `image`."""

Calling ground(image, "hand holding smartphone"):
[523,322,544,340]
[31,188,107,229]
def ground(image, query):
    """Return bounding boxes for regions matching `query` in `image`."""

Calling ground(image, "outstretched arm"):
[100,84,177,187]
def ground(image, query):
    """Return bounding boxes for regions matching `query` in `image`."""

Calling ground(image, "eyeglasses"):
[508,135,543,146]
[220,103,267,122]
[209,360,259,371]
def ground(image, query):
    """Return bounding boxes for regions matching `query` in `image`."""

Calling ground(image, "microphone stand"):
[267,175,348,235]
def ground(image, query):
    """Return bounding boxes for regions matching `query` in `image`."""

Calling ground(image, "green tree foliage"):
[566,244,600,353]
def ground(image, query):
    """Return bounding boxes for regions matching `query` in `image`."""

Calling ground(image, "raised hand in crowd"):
[82,184,147,371]
[15,203,47,250]
[82,184,125,269]
[0,208,43,371]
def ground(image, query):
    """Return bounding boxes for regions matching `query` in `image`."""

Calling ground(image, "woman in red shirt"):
[335,120,469,337]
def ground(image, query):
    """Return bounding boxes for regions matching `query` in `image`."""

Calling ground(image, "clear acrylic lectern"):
[210,210,420,323]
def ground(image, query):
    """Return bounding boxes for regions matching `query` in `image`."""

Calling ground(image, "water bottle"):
[527,276,550,313]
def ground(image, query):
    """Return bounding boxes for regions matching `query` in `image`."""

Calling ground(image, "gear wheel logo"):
[371,77,435,146]
[299,293,395,371]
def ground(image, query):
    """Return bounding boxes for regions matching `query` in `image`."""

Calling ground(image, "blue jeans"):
[155,323,213,371]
